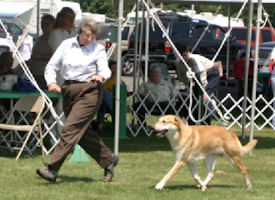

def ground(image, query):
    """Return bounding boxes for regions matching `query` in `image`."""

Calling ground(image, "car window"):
[171,22,189,38]
[192,25,213,40]
[133,21,169,39]
[262,30,272,42]
[122,27,129,40]
[97,25,112,40]
[8,24,21,34]
[231,29,256,41]
[212,27,225,40]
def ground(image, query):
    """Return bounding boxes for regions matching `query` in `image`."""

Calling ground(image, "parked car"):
[251,41,275,69]
[0,21,37,43]
[224,26,275,46]
[124,11,247,76]
[97,23,134,63]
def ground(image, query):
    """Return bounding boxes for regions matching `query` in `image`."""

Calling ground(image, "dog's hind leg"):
[202,155,217,187]
[227,156,252,190]
[155,160,184,190]
[229,156,252,190]
[188,162,207,191]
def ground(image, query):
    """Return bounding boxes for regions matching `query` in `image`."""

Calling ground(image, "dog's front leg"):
[188,162,207,191]
[155,160,184,190]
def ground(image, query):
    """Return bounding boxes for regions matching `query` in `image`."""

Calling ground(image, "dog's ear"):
[175,116,184,131]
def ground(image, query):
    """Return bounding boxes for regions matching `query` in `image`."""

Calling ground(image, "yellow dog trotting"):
[152,115,258,191]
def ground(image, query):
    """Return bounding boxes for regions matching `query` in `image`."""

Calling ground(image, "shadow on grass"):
[58,175,95,183]
[149,184,235,190]
[35,176,95,185]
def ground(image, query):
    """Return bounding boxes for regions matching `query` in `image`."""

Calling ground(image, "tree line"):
[73,0,275,28]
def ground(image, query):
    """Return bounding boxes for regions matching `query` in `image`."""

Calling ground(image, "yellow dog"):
[152,115,258,191]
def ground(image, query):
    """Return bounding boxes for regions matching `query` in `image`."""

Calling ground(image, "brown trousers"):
[49,81,113,172]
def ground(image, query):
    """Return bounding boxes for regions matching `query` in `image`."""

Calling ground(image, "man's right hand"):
[48,83,61,93]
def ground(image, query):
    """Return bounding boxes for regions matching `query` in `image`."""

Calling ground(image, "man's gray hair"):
[149,63,161,73]
[77,15,99,35]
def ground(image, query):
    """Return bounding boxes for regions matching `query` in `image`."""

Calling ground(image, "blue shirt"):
[44,36,111,86]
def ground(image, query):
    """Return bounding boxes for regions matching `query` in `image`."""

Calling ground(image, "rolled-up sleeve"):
[96,47,111,81]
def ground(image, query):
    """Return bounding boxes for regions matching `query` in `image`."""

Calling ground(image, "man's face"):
[182,51,190,62]
[149,68,161,83]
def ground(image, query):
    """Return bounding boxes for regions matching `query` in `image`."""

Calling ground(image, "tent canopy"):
[112,0,275,9]
[0,4,35,19]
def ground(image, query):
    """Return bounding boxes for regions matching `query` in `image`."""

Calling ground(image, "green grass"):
[1,126,275,200]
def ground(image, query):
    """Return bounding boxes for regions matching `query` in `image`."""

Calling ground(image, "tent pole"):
[249,0,262,149]
[37,0,40,37]
[144,0,150,82]
[114,0,124,156]
[242,0,254,139]
[226,6,230,79]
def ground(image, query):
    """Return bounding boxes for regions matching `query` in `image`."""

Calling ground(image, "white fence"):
[126,88,275,137]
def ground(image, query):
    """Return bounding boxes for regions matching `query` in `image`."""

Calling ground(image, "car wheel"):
[122,56,134,76]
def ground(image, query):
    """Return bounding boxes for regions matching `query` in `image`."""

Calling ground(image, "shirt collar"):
[72,35,95,52]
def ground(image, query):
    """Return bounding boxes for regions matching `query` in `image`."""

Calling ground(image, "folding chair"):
[0,95,45,160]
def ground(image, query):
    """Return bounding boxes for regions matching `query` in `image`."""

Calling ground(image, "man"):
[176,45,221,125]
[133,64,178,129]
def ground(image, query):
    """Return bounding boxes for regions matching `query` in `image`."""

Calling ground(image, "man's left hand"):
[88,75,104,83]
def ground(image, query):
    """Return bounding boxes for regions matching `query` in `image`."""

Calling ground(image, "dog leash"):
[186,71,229,126]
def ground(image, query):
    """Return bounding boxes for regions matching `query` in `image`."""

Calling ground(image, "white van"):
[0,0,82,35]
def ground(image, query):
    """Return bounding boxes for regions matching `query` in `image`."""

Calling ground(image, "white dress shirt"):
[176,53,214,89]
[44,36,111,86]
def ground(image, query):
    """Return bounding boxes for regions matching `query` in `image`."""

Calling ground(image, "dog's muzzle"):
[154,129,168,138]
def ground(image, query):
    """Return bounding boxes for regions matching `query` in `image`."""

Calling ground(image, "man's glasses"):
[82,33,96,39]
[65,16,75,20]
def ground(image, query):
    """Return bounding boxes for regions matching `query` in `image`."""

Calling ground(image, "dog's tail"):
[241,139,258,156]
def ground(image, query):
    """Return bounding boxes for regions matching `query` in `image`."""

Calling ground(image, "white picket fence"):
[126,89,275,137]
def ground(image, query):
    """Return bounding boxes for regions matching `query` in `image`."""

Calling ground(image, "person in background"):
[17,26,33,62]
[176,44,221,125]
[96,60,125,131]
[28,14,55,90]
[48,7,77,53]
[36,16,118,184]
[133,64,178,129]
[0,51,15,110]
[269,47,275,127]
[48,7,77,87]
[0,51,14,76]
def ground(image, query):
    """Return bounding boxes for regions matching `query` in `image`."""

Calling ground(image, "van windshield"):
[132,21,169,39]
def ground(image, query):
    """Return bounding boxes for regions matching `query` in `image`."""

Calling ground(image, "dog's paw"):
[247,184,252,190]
[155,181,164,190]
[201,185,207,191]
[196,184,207,191]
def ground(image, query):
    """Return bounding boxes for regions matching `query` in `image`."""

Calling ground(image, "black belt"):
[207,67,215,74]
[65,80,86,84]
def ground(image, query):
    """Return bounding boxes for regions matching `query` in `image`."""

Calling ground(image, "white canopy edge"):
[0,4,35,19]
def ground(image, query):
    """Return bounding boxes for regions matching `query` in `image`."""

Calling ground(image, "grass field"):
[0,125,275,200]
